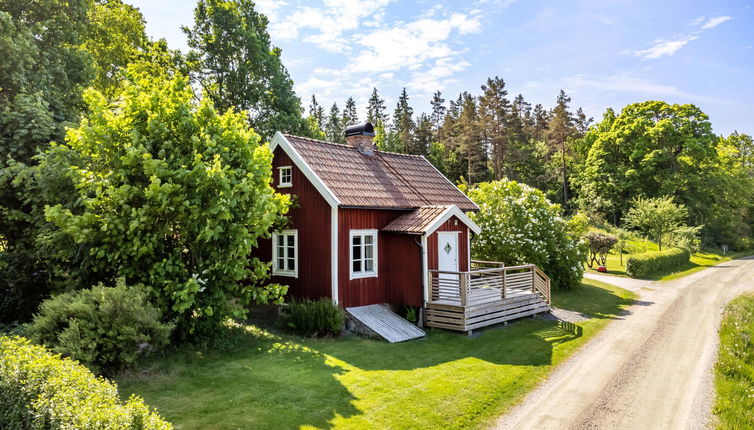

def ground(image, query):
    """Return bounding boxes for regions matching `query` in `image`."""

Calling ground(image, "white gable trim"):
[269,132,340,208]
[424,205,481,236]
[419,155,479,211]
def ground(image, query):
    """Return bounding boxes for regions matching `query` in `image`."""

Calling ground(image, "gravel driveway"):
[495,257,754,430]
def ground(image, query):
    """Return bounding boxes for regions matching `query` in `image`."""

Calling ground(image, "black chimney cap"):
[345,122,375,137]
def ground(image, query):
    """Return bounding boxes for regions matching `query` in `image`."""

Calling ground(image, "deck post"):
[531,265,536,294]
[501,267,506,300]
[428,270,434,301]
[459,273,468,307]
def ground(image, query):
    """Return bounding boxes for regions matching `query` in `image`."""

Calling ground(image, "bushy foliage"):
[25,279,173,374]
[667,225,703,253]
[625,248,690,278]
[623,196,688,251]
[468,179,588,289]
[280,299,344,338]
[585,230,618,268]
[0,336,172,429]
[41,73,289,337]
[714,294,754,429]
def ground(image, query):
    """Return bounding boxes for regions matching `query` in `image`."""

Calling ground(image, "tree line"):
[307,85,754,250]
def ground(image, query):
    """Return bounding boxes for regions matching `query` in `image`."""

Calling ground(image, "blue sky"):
[128,0,753,136]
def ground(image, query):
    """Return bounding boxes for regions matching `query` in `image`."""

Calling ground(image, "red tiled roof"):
[382,206,451,234]
[283,134,478,211]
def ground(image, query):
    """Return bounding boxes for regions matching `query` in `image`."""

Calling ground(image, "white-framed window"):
[272,230,297,277]
[350,229,378,279]
[278,166,292,188]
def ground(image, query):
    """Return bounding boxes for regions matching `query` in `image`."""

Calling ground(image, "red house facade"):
[255,123,481,309]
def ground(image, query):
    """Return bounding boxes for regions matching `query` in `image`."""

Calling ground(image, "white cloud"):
[634,35,698,59]
[701,15,732,30]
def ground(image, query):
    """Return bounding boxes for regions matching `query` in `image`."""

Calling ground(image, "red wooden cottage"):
[256,123,551,333]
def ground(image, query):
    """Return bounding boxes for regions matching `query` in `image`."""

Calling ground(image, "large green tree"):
[0,0,93,322]
[43,73,289,336]
[183,0,308,140]
[576,101,719,230]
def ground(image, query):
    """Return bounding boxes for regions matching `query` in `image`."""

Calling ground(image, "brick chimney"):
[345,122,375,155]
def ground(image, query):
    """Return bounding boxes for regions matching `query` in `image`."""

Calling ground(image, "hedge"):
[0,336,172,429]
[625,247,691,278]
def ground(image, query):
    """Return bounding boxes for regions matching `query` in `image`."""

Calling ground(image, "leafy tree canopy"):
[42,71,290,336]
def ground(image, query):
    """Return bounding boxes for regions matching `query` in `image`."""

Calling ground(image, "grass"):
[584,235,749,281]
[713,293,754,429]
[118,279,635,430]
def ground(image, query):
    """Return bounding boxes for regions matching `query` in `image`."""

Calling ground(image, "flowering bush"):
[468,179,588,289]
[585,230,618,268]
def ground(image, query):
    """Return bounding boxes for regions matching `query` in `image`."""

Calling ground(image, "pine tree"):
[392,87,415,153]
[479,76,511,180]
[430,91,446,132]
[366,87,386,125]
[456,92,488,185]
[325,102,344,143]
[547,90,575,208]
[309,95,325,129]
[411,113,433,156]
[343,96,358,126]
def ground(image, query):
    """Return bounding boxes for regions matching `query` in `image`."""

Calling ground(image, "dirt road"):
[495,257,754,430]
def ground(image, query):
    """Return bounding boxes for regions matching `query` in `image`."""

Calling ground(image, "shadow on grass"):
[551,282,636,319]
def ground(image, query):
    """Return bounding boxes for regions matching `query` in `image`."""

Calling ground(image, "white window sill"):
[350,271,378,280]
[278,183,292,188]
[273,270,297,278]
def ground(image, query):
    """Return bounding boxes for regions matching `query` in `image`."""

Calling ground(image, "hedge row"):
[625,247,691,278]
[0,336,172,429]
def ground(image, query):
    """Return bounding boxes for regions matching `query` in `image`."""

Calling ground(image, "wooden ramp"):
[346,305,425,343]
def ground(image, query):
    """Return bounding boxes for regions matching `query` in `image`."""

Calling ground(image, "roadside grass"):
[713,293,754,429]
[585,239,745,281]
[118,279,635,430]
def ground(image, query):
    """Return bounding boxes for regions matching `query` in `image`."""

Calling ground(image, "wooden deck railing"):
[429,263,550,307]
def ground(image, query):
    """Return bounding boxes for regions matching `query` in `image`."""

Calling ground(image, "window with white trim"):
[278,166,292,188]
[350,229,378,279]
[272,230,297,277]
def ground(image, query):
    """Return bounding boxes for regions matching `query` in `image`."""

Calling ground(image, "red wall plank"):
[337,208,423,307]
[254,147,332,300]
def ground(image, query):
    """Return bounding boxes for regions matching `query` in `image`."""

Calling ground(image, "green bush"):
[280,299,344,337]
[26,279,173,374]
[625,247,691,278]
[0,336,172,429]
[468,179,588,289]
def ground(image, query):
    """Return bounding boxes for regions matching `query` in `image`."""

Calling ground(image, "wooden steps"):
[346,304,426,343]
[425,292,550,332]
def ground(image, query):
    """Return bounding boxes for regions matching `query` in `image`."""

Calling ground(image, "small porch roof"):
[382,205,481,236]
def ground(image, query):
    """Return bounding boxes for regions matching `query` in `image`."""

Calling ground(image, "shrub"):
[25,279,173,374]
[468,179,588,289]
[280,298,344,337]
[0,336,172,429]
[585,230,618,268]
[625,247,691,278]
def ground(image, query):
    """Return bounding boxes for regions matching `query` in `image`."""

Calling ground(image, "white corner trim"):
[419,155,479,211]
[421,234,428,305]
[331,206,339,304]
[270,132,340,207]
[349,229,379,280]
[425,205,482,236]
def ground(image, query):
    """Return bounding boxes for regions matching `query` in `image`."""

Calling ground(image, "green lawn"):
[713,293,754,429]
[118,279,635,430]
[585,243,744,281]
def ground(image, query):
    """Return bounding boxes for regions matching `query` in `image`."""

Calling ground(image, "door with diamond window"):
[437,232,459,299]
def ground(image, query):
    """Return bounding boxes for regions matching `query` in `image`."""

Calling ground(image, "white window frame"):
[272,229,298,277]
[278,166,292,188]
[349,229,378,280]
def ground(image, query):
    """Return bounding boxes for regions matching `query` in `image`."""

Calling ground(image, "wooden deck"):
[425,262,551,332]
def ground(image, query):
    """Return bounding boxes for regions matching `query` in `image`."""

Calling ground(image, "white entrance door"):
[437,232,460,299]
